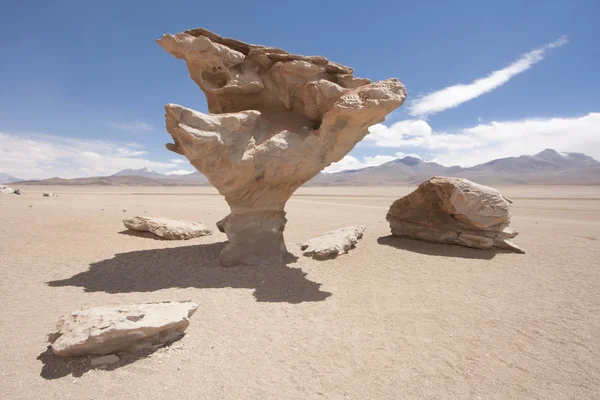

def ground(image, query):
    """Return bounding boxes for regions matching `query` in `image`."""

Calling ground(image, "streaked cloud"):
[409,36,568,117]
[0,132,176,179]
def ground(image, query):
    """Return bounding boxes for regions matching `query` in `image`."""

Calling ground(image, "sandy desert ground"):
[0,185,599,399]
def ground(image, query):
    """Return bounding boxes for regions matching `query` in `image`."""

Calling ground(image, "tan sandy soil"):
[0,185,599,399]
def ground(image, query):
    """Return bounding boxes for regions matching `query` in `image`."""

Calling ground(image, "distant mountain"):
[111,167,165,179]
[468,149,599,174]
[10,149,600,187]
[0,173,21,184]
[15,174,211,186]
[310,156,448,186]
[307,149,600,186]
[15,169,210,187]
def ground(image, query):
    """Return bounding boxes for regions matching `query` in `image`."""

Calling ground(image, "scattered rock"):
[122,209,126,212]
[91,354,120,366]
[47,301,198,357]
[13,189,22,195]
[301,225,366,260]
[123,216,212,240]
[43,192,58,197]
[158,28,406,267]
[386,177,524,253]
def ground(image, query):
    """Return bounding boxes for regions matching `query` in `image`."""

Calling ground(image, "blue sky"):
[1,0,599,178]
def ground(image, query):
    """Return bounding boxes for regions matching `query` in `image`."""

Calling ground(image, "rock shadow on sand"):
[377,236,506,260]
[47,242,331,304]
[37,343,176,380]
[117,229,168,241]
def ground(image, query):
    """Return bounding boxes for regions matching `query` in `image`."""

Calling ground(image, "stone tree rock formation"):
[386,177,525,253]
[157,28,406,267]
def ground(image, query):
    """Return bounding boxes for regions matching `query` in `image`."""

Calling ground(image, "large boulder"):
[47,301,198,357]
[123,216,212,240]
[386,177,524,253]
[158,28,406,267]
[302,225,366,260]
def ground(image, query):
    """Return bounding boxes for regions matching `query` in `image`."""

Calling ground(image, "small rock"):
[91,354,120,366]
[13,189,22,195]
[122,209,127,212]
[123,216,212,240]
[42,192,58,197]
[47,301,198,356]
[302,225,366,260]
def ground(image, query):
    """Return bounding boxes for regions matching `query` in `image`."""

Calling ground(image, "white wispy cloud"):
[166,169,195,175]
[0,132,177,179]
[359,112,600,167]
[170,158,188,164]
[409,36,568,117]
[106,121,155,133]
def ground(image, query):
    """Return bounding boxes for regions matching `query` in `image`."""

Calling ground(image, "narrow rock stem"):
[219,210,288,267]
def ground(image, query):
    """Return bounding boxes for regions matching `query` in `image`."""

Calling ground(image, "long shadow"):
[47,242,331,303]
[377,236,504,260]
[117,229,168,240]
[37,342,176,380]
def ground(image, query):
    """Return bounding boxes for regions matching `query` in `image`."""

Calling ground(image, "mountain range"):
[308,149,600,185]
[13,168,209,186]
[6,149,600,186]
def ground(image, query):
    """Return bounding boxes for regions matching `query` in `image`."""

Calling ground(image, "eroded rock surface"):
[0,185,15,194]
[47,301,198,357]
[123,216,212,240]
[302,225,366,260]
[158,28,406,266]
[386,177,524,253]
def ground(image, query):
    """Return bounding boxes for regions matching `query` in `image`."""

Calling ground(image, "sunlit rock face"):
[386,177,525,253]
[158,28,406,266]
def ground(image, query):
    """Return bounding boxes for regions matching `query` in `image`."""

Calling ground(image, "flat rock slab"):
[386,177,524,253]
[47,301,198,357]
[0,186,15,194]
[123,216,212,240]
[302,225,366,260]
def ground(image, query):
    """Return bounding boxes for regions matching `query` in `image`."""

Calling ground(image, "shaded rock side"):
[302,225,366,260]
[158,28,406,266]
[123,216,212,240]
[47,301,198,357]
[386,177,524,253]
